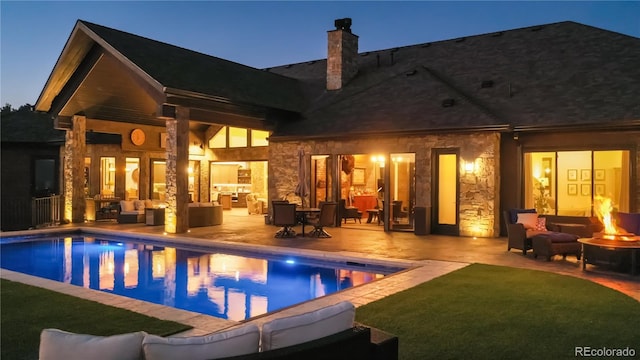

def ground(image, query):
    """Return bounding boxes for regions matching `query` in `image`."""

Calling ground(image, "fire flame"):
[594,196,619,235]
[593,196,639,241]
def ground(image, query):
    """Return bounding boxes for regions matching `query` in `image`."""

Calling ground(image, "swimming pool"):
[0,233,401,321]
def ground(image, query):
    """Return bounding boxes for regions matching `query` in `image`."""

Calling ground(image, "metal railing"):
[32,195,62,228]
[1,195,62,231]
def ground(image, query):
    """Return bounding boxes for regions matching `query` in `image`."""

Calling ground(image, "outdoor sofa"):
[38,301,398,360]
[188,202,223,227]
[118,199,164,224]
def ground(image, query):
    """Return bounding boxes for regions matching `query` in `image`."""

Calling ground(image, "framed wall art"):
[595,169,605,181]
[567,183,578,196]
[352,168,365,185]
[581,184,590,196]
[581,169,591,181]
[567,169,577,181]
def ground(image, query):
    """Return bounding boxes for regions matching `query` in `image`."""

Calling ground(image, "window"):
[100,157,116,198]
[209,126,227,148]
[229,127,247,148]
[251,129,269,147]
[34,158,57,197]
[209,127,268,148]
[524,150,630,216]
[151,160,166,201]
[125,158,140,200]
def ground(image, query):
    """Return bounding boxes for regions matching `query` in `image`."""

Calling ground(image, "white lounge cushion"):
[39,328,145,360]
[120,200,136,213]
[261,301,355,351]
[517,212,538,230]
[142,323,260,360]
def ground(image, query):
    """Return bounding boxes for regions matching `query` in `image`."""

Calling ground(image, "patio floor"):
[2,208,638,335]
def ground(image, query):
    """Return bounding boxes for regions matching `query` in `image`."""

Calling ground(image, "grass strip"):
[1,279,192,360]
[356,263,640,360]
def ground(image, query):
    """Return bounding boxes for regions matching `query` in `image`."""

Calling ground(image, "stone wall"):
[269,132,501,237]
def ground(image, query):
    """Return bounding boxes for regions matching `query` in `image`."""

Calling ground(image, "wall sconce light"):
[371,155,385,168]
[464,161,475,174]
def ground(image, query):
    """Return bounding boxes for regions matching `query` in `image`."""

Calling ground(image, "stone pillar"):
[164,106,190,234]
[63,115,86,223]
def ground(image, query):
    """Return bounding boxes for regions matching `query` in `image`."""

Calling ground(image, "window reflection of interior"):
[524,150,629,216]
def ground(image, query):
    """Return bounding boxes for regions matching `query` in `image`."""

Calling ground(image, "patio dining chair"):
[273,202,297,238]
[307,202,338,238]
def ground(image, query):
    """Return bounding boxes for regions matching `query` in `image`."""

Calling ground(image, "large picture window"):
[524,150,630,216]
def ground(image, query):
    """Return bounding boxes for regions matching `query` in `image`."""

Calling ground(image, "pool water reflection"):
[1,235,398,321]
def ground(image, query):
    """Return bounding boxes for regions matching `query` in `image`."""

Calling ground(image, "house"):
[32,18,640,235]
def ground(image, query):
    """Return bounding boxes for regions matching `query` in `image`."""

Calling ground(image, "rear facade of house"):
[26,18,640,235]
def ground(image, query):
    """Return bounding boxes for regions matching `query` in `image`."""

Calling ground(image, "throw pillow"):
[517,212,538,230]
[261,301,355,351]
[144,199,154,209]
[535,217,547,231]
[142,323,259,360]
[134,200,145,210]
[39,329,146,360]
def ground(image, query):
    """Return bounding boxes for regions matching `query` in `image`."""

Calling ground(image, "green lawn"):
[3,265,639,360]
[356,263,640,360]
[0,279,192,360]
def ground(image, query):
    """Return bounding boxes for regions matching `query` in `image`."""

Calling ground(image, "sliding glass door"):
[524,150,630,216]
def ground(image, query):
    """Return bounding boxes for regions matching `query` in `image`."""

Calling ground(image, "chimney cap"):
[334,18,352,33]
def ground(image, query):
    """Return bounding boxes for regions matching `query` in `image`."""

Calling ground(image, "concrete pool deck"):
[2,208,638,336]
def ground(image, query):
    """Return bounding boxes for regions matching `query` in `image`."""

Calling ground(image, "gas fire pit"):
[579,197,640,275]
[578,236,640,276]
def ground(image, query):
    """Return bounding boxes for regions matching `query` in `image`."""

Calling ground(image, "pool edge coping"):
[0,227,470,336]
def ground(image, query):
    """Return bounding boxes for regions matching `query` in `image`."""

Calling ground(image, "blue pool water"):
[0,234,400,321]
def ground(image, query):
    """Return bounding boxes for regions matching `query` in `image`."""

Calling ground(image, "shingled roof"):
[268,21,640,139]
[79,21,307,113]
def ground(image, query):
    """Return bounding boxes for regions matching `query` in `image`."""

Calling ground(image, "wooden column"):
[63,115,86,223]
[164,106,190,233]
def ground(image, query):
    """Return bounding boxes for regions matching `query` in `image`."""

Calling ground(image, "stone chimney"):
[327,18,359,90]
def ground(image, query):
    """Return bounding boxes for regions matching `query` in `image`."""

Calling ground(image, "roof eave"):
[269,124,511,142]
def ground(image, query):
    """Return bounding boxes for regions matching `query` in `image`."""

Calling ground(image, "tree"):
[1,103,13,116]
[1,103,34,118]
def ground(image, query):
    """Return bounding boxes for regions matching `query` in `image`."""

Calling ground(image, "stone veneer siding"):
[63,115,86,223]
[269,132,501,237]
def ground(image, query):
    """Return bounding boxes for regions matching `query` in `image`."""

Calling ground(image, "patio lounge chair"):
[307,202,338,238]
[504,209,581,260]
[504,210,534,255]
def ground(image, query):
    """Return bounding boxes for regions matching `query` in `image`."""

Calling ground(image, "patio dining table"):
[296,207,320,236]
